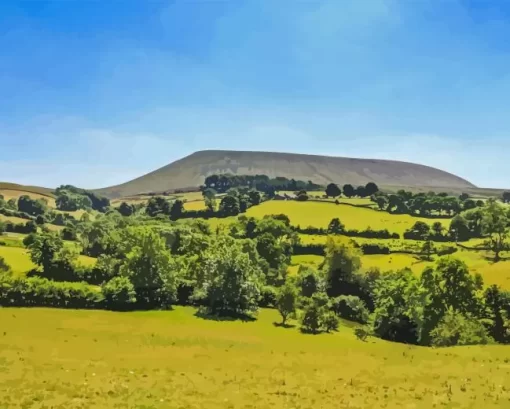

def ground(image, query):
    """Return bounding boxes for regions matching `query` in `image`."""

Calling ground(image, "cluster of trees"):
[135,188,264,221]
[55,185,110,212]
[2,210,508,346]
[203,174,322,195]
[404,199,510,261]
[325,182,379,198]
[274,239,510,344]
[371,190,484,216]
[296,218,399,240]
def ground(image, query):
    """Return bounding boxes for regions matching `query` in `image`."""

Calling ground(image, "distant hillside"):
[94,150,476,199]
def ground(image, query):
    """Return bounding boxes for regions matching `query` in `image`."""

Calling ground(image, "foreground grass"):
[0,307,508,409]
[245,201,449,235]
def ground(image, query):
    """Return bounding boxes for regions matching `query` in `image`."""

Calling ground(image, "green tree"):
[26,233,64,273]
[430,308,492,346]
[431,221,444,237]
[219,194,240,216]
[325,183,341,198]
[323,238,361,297]
[422,240,435,261]
[448,214,470,242]
[502,191,510,203]
[343,184,355,198]
[117,202,135,216]
[102,276,137,310]
[119,227,179,307]
[300,292,338,334]
[276,281,298,325]
[0,256,10,273]
[248,190,262,205]
[146,197,171,217]
[375,195,388,210]
[18,195,47,216]
[170,199,184,220]
[365,182,379,196]
[296,265,323,298]
[327,218,345,234]
[481,199,509,261]
[193,236,263,316]
[420,258,484,345]
[484,285,510,343]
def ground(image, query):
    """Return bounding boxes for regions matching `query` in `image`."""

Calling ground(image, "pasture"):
[245,201,449,235]
[0,307,509,409]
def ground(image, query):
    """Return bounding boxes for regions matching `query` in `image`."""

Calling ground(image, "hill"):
[95,150,476,198]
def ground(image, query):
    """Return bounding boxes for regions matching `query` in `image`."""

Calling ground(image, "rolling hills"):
[95,150,476,198]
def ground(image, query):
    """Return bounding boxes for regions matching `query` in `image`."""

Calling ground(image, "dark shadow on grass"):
[194,308,256,322]
[273,322,296,329]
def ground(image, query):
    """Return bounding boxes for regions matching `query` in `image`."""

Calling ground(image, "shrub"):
[323,311,340,332]
[0,256,10,273]
[332,295,370,324]
[360,243,390,255]
[259,285,278,308]
[102,277,137,310]
[0,276,103,309]
[354,326,373,342]
[431,308,492,347]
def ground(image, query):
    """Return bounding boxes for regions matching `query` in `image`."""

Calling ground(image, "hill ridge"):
[94,149,476,199]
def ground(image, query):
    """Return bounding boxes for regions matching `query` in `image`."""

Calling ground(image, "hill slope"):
[95,150,476,198]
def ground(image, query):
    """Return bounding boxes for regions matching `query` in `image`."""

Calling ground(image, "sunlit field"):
[0,189,55,206]
[245,201,449,235]
[0,307,508,409]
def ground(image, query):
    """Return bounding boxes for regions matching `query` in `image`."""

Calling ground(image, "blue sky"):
[2,0,510,189]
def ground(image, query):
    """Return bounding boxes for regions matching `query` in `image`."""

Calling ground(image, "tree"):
[449,214,470,242]
[117,202,135,217]
[323,238,362,298]
[296,191,309,201]
[146,197,171,217]
[327,218,345,234]
[332,295,369,324]
[459,193,470,201]
[431,221,444,237]
[404,221,431,240]
[502,191,510,204]
[170,200,184,220]
[422,240,435,260]
[296,265,323,298]
[102,276,137,310]
[18,195,46,216]
[420,258,484,345]
[119,227,179,307]
[219,194,240,216]
[26,233,64,273]
[276,281,298,325]
[375,195,388,210]
[248,190,262,206]
[365,182,379,196]
[300,292,336,334]
[355,186,367,198]
[343,184,355,198]
[484,285,510,343]
[193,236,263,316]
[481,199,509,261]
[325,183,341,198]
[430,308,491,346]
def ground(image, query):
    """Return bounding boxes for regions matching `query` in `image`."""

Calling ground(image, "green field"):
[0,307,508,409]
[0,245,96,274]
[245,201,449,234]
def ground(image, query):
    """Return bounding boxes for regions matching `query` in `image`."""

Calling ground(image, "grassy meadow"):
[245,200,449,235]
[0,307,509,409]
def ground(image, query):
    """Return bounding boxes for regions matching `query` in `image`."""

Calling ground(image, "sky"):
[2,0,510,189]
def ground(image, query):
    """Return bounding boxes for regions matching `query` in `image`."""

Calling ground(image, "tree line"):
[1,208,509,346]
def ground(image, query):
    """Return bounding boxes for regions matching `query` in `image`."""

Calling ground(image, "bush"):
[300,292,333,334]
[354,326,373,342]
[436,246,458,256]
[323,311,339,332]
[102,277,137,311]
[360,243,390,255]
[332,295,370,324]
[0,256,10,273]
[0,276,103,309]
[431,309,493,347]
[259,285,278,308]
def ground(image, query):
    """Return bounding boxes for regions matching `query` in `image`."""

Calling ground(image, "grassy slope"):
[245,201,450,235]
[0,307,509,409]
[94,150,475,198]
